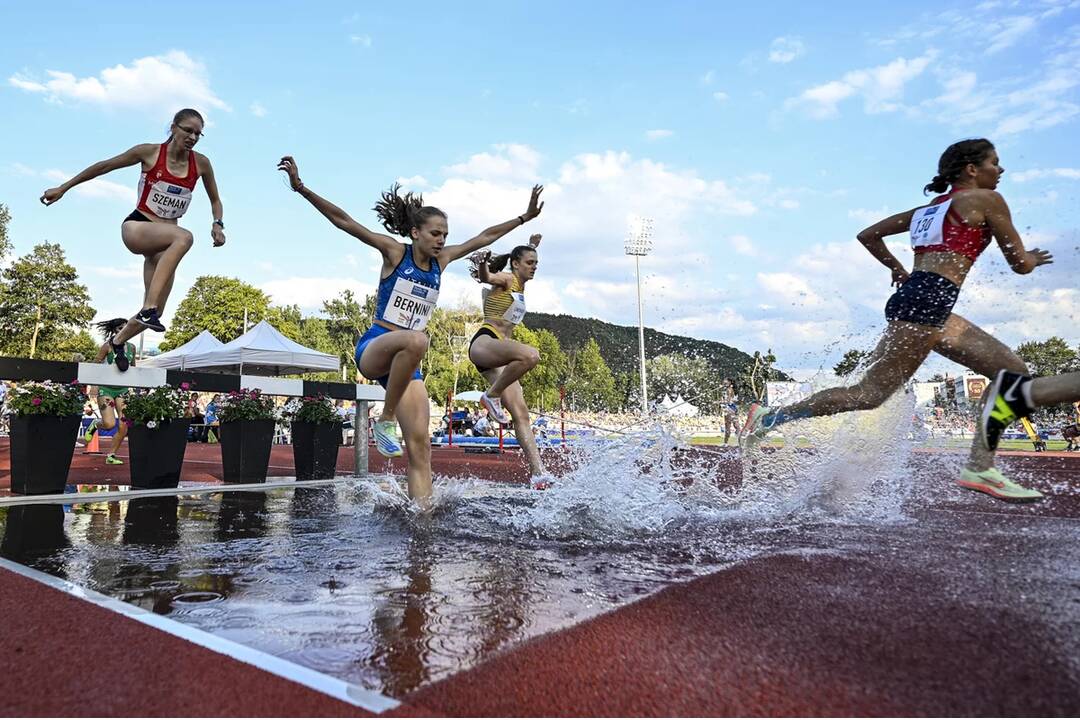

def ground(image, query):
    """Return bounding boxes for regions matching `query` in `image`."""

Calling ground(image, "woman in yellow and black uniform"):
[468,235,546,481]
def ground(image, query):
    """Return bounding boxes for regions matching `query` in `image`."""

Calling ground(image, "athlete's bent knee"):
[403,332,430,357]
[522,347,540,369]
[175,228,194,250]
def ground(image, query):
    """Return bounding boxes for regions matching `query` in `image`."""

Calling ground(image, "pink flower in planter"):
[180,382,191,390]
[31,397,42,406]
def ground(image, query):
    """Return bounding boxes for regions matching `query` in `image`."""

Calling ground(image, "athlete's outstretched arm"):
[199,155,226,247]
[278,156,400,258]
[982,191,1052,274]
[440,185,544,265]
[40,144,156,206]
[856,208,918,287]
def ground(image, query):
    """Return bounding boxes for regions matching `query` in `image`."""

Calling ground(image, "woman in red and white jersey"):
[741,138,1054,502]
[40,108,226,368]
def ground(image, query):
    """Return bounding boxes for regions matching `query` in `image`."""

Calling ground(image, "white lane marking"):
[0,557,400,713]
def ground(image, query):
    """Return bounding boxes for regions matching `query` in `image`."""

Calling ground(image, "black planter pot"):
[8,414,81,495]
[128,419,192,489]
[219,419,275,484]
[291,421,342,480]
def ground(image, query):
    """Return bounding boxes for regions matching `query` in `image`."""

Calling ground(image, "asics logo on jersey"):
[404,268,414,275]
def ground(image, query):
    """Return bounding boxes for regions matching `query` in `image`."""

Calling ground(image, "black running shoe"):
[111,342,129,372]
[134,307,166,332]
[980,369,1034,452]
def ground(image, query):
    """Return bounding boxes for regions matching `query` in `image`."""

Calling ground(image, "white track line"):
[0,556,400,713]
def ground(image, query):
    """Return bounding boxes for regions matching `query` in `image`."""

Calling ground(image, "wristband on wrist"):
[517,215,525,225]
[213,219,224,229]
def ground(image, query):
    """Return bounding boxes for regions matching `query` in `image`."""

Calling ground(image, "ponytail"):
[468,245,536,282]
[924,138,995,195]
[373,183,446,238]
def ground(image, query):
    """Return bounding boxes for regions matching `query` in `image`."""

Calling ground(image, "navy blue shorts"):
[884,271,960,328]
[354,324,423,389]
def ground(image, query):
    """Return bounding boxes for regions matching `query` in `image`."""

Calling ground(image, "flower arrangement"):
[123,382,191,427]
[217,388,277,423]
[283,395,341,425]
[6,380,87,417]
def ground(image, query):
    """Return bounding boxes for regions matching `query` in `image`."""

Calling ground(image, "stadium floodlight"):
[625,216,654,414]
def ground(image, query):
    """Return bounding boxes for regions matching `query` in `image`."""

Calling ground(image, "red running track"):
[1,440,1079,715]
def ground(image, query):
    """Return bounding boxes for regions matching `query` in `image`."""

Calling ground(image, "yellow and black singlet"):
[480,275,526,339]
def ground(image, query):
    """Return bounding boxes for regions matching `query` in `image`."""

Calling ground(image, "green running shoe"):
[373,420,403,458]
[738,403,775,448]
[105,453,124,465]
[979,369,1034,452]
[83,419,98,444]
[958,467,1043,503]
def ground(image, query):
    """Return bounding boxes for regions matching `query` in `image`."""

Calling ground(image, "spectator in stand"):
[473,411,493,437]
[204,394,221,443]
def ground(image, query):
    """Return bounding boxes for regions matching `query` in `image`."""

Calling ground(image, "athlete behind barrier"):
[741,138,1053,502]
[40,109,226,369]
[278,156,543,507]
[467,234,550,486]
[82,318,136,465]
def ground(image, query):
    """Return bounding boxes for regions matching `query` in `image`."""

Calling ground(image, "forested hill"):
[525,312,790,381]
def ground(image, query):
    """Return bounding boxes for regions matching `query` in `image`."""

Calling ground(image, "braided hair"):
[924,138,995,195]
[372,183,447,237]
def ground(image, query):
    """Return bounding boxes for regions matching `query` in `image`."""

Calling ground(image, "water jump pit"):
[1,408,1079,716]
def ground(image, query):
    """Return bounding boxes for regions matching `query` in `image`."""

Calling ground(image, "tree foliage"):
[0,242,95,359]
[0,204,11,263]
[646,353,720,413]
[834,348,873,377]
[1016,337,1079,377]
[564,337,617,411]
[160,275,271,351]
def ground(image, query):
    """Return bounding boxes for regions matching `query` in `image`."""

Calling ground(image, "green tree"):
[834,348,872,377]
[1016,337,1078,377]
[645,353,718,413]
[0,204,12,263]
[739,348,777,403]
[565,337,617,411]
[522,327,568,412]
[56,329,99,362]
[425,307,484,403]
[160,276,271,351]
[0,242,95,359]
[322,290,377,380]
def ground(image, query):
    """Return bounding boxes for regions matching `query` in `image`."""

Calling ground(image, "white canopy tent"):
[658,394,699,417]
[140,330,224,370]
[182,320,339,376]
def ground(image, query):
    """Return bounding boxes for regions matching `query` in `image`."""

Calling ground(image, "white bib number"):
[502,292,526,324]
[140,177,193,219]
[910,199,951,249]
[381,277,439,330]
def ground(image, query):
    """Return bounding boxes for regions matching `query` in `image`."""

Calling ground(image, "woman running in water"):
[40,109,226,370]
[278,156,543,506]
[468,235,547,482]
[742,138,1053,501]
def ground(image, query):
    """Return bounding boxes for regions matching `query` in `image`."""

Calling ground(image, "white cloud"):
[788,52,936,118]
[756,272,828,308]
[712,91,729,102]
[729,234,758,257]
[444,143,542,182]
[250,102,267,117]
[349,34,373,47]
[645,129,673,140]
[39,168,135,204]
[769,36,806,63]
[9,51,229,118]
[847,206,892,225]
[395,174,430,188]
[260,277,375,312]
[1010,168,1080,182]
[987,15,1038,53]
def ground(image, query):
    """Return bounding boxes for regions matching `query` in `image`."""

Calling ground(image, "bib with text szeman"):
[909,198,952,249]
[139,175,193,219]
[381,277,439,330]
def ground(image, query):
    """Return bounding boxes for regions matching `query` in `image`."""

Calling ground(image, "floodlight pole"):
[625,217,653,415]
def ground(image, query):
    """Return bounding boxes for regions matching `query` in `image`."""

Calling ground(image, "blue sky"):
[2,0,1078,380]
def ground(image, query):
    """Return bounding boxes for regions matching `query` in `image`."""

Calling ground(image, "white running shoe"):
[481,391,511,424]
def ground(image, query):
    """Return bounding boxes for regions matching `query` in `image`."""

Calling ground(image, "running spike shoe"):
[980,369,1034,452]
[110,342,129,371]
[958,467,1043,503]
[481,391,511,425]
[105,453,124,465]
[373,419,403,458]
[738,403,774,447]
[135,307,167,333]
[83,419,98,444]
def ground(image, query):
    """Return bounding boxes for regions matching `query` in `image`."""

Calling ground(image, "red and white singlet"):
[909,190,992,262]
[135,142,199,220]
